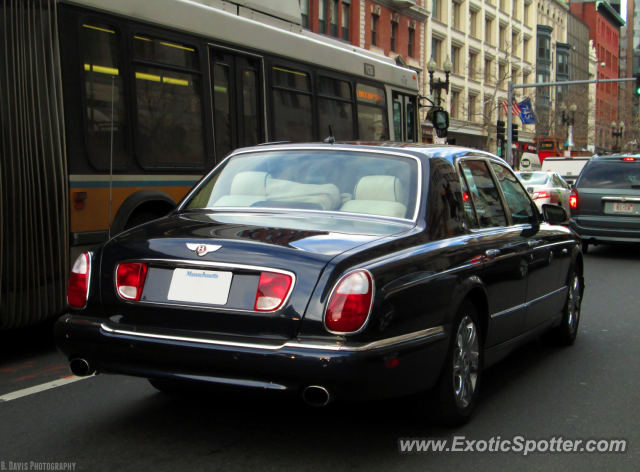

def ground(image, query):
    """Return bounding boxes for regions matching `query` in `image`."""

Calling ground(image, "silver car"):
[516,171,572,212]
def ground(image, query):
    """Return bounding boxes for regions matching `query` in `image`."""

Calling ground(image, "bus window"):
[82,22,128,168]
[243,69,259,146]
[393,101,402,141]
[406,100,415,142]
[356,84,388,140]
[272,66,313,142]
[133,36,204,167]
[213,62,232,159]
[318,76,354,140]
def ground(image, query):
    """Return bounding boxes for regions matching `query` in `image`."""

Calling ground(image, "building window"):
[300,0,309,29]
[469,52,478,80]
[469,10,478,38]
[319,0,327,33]
[523,38,530,61]
[391,20,398,52]
[485,58,493,84]
[499,26,506,50]
[512,0,518,17]
[371,13,379,47]
[468,94,477,122]
[484,100,492,124]
[498,63,506,88]
[341,2,350,40]
[512,32,519,55]
[538,36,550,60]
[500,0,507,12]
[524,3,530,25]
[452,2,462,30]
[485,17,493,45]
[557,53,568,75]
[451,91,460,118]
[329,0,339,38]
[452,45,461,74]
[408,27,415,58]
[432,37,442,68]
[433,0,442,21]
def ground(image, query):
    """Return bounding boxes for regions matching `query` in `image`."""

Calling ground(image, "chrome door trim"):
[491,285,568,319]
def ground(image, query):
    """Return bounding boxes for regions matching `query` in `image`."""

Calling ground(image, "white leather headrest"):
[230,172,269,196]
[354,175,405,203]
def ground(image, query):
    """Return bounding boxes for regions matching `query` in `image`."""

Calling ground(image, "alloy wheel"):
[452,316,480,409]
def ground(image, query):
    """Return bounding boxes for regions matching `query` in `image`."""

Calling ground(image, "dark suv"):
[569,154,640,252]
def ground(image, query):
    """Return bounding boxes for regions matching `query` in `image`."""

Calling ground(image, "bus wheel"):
[124,211,162,230]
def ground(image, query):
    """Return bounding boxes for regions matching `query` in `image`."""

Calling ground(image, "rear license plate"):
[613,202,634,214]
[167,269,233,305]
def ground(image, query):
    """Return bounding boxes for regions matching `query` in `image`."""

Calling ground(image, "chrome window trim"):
[491,285,568,319]
[322,269,376,335]
[113,258,296,314]
[177,146,424,223]
[99,323,444,352]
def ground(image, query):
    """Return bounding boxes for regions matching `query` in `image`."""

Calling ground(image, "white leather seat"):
[340,175,407,218]
[212,171,269,207]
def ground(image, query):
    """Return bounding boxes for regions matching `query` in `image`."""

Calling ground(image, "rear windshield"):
[183,150,420,220]
[578,161,640,189]
[517,172,548,185]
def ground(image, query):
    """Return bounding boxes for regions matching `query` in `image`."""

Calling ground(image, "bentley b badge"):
[186,243,221,257]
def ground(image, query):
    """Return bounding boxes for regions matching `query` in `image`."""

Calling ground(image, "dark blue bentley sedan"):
[56,143,584,426]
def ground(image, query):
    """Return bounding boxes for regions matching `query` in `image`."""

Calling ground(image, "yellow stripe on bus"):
[160,41,195,51]
[135,72,188,86]
[83,24,115,34]
[274,67,307,77]
[84,64,120,75]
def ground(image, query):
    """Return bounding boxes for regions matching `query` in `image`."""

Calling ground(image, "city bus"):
[0,0,420,329]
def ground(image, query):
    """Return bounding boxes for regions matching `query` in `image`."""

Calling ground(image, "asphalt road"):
[1,244,638,471]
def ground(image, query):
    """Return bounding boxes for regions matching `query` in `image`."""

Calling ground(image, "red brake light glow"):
[68,253,90,308]
[254,272,293,311]
[570,189,578,210]
[532,191,550,200]
[116,262,149,301]
[622,157,636,161]
[324,270,374,334]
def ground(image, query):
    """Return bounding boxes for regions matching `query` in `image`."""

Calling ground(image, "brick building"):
[570,1,625,151]
[299,1,428,93]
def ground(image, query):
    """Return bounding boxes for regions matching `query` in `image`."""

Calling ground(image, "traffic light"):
[428,108,450,138]
[636,74,640,95]
[497,120,506,141]
[512,123,519,143]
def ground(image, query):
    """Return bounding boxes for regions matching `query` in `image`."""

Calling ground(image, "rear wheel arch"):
[111,190,176,235]
[446,277,489,344]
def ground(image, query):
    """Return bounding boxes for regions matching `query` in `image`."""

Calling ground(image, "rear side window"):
[460,160,507,228]
[579,161,640,189]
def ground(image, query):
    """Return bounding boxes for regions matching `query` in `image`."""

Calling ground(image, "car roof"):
[236,141,501,165]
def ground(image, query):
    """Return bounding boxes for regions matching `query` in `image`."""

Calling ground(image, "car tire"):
[582,241,589,254]
[426,300,483,427]
[541,271,582,346]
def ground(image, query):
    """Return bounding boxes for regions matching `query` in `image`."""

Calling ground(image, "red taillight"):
[570,189,578,210]
[532,191,550,200]
[68,253,90,308]
[324,270,374,334]
[622,157,636,161]
[116,262,148,301]
[463,191,470,202]
[254,271,293,311]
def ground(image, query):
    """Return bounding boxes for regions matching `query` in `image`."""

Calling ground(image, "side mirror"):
[542,204,568,224]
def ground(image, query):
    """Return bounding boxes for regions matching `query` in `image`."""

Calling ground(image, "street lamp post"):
[560,102,577,155]
[426,56,453,106]
[611,121,625,151]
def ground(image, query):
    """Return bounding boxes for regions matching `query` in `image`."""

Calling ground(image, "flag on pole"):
[501,99,522,116]
[517,97,537,124]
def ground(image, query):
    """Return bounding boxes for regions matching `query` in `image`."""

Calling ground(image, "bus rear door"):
[210,49,264,161]
[391,91,417,142]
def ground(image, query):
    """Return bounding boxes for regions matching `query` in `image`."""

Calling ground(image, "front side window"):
[133,35,204,167]
[272,67,313,142]
[185,150,419,220]
[356,84,388,140]
[460,160,507,228]
[82,22,128,168]
[490,163,536,225]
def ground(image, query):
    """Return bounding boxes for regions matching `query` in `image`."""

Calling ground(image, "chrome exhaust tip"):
[69,358,95,377]
[303,385,332,407]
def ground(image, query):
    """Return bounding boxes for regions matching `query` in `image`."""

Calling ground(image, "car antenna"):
[324,125,335,144]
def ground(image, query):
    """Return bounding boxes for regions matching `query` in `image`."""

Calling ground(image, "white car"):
[516,171,572,212]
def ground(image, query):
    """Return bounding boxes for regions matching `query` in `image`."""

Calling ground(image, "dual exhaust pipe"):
[69,358,96,377]
[302,385,333,407]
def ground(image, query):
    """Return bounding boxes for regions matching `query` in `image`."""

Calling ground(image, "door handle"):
[527,240,540,247]
[485,249,501,258]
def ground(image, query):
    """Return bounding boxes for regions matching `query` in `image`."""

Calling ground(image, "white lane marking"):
[0,376,93,402]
